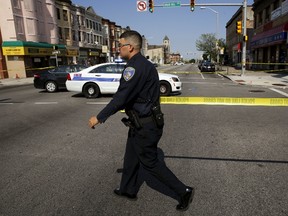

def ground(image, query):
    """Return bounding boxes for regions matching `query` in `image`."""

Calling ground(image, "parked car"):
[66,62,182,98]
[174,62,184,65]
[33,65,87,92]
[200,62,216,72]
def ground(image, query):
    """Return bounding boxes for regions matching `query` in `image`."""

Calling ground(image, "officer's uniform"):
[97,52,187,197]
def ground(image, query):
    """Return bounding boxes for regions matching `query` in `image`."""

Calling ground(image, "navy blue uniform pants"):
[119,121,187,197]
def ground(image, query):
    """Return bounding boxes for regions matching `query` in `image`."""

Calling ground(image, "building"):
[251,0,288,70]
[226,5,254,67]
[0,0,59,78]
[169,52,181,64]
[146,36,171,65]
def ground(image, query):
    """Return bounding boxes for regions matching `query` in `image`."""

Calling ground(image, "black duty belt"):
[138,115,154,124]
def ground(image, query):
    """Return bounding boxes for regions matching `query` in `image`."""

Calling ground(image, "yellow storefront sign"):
[67,49,79,56]
[2,47,25,55]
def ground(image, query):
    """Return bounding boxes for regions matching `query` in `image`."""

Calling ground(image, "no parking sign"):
[137,1,147,12]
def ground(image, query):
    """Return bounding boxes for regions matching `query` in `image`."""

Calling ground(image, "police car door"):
[88,64,123,93]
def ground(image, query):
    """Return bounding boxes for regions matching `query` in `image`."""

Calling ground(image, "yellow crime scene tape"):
[160,97,288,107]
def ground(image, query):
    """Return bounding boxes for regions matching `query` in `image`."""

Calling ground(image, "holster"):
[125,110,142,129]
[151,104,164,128]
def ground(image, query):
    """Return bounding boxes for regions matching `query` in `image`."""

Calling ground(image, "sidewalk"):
[219,66,288,89]
[0,77,34,89]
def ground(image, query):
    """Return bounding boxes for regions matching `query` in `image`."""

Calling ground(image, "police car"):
[66,62,182,98]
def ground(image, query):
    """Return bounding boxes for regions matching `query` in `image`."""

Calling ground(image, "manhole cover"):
[272,83,287,86]
[249,90,265,93]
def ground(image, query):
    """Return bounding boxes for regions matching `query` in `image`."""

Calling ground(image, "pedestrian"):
[88,30,194,211]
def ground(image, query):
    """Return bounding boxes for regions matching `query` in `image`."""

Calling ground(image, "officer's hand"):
[89,116,99,129]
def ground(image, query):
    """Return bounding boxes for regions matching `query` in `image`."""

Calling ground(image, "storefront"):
[1,41,70,78]
[251,23,288,71]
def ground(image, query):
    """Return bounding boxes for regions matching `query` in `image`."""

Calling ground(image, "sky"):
[73,0,254,60]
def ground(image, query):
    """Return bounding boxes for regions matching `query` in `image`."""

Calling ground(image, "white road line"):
[34,102,58,105]
[86,102,109,105]
[269,88,288,97]
[200,72,205,79]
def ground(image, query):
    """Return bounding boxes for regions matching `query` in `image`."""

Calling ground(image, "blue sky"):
[73,0,253,60]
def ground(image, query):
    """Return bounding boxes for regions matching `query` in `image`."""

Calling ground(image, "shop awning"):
[2,41,66,56]
[251,23,288,48]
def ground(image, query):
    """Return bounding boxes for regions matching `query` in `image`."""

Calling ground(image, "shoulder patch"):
[123,67,135,81]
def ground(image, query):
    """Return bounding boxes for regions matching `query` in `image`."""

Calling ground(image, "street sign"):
[137,1,147,12]
[163,1,181,7]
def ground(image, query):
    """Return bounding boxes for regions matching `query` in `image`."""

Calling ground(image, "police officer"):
[88,30,194,211]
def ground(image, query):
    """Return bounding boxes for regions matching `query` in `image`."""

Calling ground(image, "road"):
[0,64,288,216]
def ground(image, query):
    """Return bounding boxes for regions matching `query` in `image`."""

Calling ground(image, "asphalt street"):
[0,64,288,216]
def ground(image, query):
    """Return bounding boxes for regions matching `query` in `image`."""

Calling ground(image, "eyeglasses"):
[118,43,130,48]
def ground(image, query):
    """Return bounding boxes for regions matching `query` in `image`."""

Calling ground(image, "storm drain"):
[272,83,287,86]
[249,90,265,93]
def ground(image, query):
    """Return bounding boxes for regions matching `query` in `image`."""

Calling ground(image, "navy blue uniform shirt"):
[97,52,160,123]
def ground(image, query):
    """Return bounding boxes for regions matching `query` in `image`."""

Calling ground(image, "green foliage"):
[196,33,226,62]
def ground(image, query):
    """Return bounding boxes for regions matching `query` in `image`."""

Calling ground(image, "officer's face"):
[118,38,132,60]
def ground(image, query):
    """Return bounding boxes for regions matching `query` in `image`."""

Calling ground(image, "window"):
[78,31,82,42]
[99,24,102,31]
[13,0,21,9]
[57,8,61,20]
[265,6,270,22]
[26,18,35,35]
[65,28,70,40]
[63,10,68,21]
[36,1,42,14]
[86,19,89,28]
[89,65,124,74]
[24,0,33,11]
[72,30,76,41]
[90,20,92,29]
[77,15,80,25]
[58,27,63,40]
[14,16,24,34]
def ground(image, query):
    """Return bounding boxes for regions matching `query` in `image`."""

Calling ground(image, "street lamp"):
[200,7,220,64]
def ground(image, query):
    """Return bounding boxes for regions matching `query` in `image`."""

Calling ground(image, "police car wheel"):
[45,81,57,93]
[83,83,100,98]
[159,81,171,96]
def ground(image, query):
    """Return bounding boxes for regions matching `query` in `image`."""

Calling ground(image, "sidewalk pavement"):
[0,67,288,89]
[218,66,288,89]
[0,77,34,89]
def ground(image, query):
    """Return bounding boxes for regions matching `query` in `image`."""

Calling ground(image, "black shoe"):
[114,188,137,201]
[176,187,195,211]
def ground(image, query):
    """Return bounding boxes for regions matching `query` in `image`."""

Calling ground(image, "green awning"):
[2,41,66,49]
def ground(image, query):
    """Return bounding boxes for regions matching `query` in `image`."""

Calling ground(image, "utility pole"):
[241,0,247,76]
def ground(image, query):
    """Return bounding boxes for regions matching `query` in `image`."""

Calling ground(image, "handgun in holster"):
[123,110,142,129]
[151,104,164,128]
[121,118,135,129]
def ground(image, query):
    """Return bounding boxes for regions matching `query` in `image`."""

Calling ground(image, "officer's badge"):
[123,67,135,81]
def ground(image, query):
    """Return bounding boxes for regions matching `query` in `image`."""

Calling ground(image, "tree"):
[196,33,226,62]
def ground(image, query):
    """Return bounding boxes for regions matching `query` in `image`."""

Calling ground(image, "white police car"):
[66,62,182,98]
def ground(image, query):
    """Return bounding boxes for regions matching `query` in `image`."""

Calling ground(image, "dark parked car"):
[34,64,87,92]
[200,62,216,72]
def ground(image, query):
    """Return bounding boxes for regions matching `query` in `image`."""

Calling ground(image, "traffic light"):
[190,0,195,11]
[243,35,248,41]
[148,0,154,13]
[236,20,242,34]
